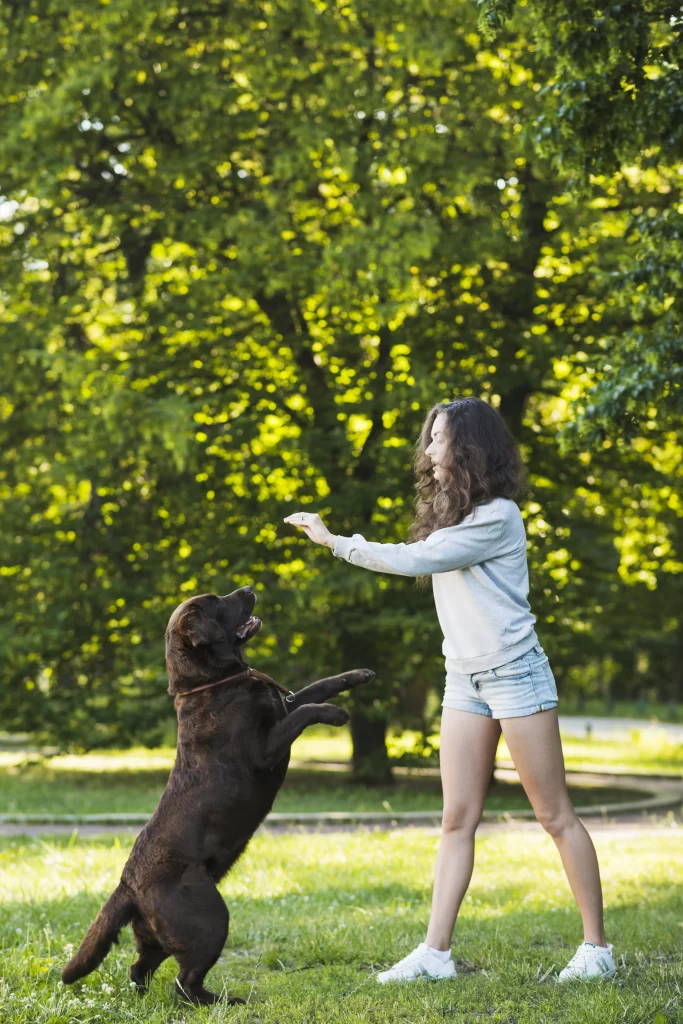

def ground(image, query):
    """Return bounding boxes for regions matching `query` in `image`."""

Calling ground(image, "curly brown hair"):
[405,398,526,588]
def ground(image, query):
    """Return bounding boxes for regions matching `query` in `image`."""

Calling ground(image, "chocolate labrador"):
[61,586,374,1004]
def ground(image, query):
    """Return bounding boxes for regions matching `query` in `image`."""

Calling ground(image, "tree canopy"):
[477,0,682,438]
[1,0,681,776]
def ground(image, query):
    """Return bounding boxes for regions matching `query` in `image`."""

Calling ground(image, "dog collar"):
[176,666,295,701]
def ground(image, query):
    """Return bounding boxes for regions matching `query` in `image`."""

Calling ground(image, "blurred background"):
[1,0,681,794]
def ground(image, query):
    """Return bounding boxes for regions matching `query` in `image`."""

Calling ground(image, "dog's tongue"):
[236,615,259,638]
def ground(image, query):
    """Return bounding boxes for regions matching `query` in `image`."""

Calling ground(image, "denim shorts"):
[442,642,558,719]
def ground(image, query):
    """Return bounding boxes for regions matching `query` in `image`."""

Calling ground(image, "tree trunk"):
[350,708,393,785]
[342,614,393,783]
[487,764,497,792]
[674,615,683,704]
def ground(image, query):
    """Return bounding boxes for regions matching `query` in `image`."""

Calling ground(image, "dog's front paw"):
[339,668,375,690]
[318,704,350,727]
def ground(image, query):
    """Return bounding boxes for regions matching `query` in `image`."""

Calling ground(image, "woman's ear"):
[177,606,227,647]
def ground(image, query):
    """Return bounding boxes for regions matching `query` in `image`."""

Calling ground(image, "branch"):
[353,326,393,486]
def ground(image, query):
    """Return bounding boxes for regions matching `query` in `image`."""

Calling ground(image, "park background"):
[0,1,682,1022]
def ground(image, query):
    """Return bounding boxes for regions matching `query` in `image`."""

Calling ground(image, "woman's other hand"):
[283,512,337,549]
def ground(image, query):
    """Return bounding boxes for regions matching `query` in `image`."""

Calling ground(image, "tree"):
[476,0,682,438]
[1,0,680,775]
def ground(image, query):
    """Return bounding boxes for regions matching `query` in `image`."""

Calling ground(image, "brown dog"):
[61,586,374,1004]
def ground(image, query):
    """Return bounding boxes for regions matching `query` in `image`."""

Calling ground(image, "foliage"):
[0,0,681,767]
[476,0,683,438]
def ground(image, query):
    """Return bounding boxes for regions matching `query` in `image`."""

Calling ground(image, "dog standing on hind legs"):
[61,585,375,1005]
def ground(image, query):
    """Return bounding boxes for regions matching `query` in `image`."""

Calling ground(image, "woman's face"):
[424,412,449,483]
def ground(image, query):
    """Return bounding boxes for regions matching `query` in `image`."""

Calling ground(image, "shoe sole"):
[377,973,457,984]
[556,970,616,983]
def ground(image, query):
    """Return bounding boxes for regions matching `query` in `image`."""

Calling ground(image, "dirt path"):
[1,807,680,838]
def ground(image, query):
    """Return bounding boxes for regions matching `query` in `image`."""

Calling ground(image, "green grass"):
[0,828,681,1023]
[386,729,683,777]
[293,724,683,778]
[557,698,683,723]
[0,726,667,818]
[0,758,647,818]
[543,737,683,777]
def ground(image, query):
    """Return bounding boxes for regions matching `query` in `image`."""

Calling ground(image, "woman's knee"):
[535,803,578,837]
[441,804,482,836]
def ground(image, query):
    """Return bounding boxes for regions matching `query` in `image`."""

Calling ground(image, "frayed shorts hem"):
[441,642,559,720]
[441,699,558,720]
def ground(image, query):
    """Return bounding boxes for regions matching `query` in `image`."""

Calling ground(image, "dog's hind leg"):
[129,922,169,995]
[164,868,243,1006]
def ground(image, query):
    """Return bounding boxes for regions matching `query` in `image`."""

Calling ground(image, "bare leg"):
[500,709,607,946]
[425,709,501,950]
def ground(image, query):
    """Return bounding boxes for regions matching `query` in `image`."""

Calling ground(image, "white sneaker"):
[557,941,616,982]
[377,942,457,983]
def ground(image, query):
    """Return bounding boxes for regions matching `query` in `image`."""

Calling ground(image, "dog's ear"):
[177,606,227,647]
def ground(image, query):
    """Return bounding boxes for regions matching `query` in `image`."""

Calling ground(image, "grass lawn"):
[384,730,683,777]
[0,725,680,820]
[556,698,683,723]
[0,759,647,818]
[0,828,681,1023]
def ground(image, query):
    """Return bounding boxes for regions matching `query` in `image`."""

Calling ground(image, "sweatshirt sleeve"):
[332,501,507,577]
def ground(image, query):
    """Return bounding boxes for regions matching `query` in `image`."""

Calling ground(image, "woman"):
[284,397,615,984]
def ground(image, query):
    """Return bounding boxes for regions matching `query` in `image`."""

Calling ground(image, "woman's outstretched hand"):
[283,511,337,550]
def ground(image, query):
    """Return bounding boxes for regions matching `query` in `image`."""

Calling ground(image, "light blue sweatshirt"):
[332,497,538,674]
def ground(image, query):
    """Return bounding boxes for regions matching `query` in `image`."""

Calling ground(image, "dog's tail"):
[61,882,136,984]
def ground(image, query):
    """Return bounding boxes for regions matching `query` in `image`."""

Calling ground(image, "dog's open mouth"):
[235,615,261,642]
